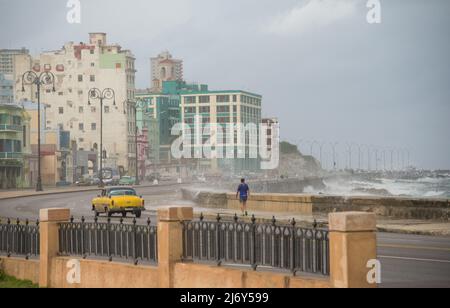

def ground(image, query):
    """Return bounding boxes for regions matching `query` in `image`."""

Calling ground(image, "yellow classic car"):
[92,187,145,218]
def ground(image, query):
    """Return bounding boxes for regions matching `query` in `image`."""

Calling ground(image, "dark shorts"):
[240,196,248,203]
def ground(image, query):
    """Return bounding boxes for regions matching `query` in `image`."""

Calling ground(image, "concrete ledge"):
[39,208,71,222]
[329,212,377,232]
[158,207,194,222]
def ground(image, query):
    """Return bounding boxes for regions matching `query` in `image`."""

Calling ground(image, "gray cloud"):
[0,0,449,169]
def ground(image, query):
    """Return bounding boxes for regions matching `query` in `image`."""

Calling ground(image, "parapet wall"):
[182,189,450,220]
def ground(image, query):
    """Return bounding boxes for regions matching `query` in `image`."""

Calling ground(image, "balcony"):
[0,124,23,132]
[0,152,23,159]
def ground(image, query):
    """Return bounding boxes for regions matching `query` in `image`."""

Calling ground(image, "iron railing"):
[182,215,330,276]
[0,124,23,132]
[0,218,40,259]
[58,217,158,265]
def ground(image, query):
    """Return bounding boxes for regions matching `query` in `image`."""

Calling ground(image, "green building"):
[135,81,206,164]
[0,104,32,188]
[136,80,263,173]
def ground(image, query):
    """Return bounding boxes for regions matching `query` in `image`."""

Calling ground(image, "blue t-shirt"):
[237,183,249,198]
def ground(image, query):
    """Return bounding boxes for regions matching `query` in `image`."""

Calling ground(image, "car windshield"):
[108,189,137,196]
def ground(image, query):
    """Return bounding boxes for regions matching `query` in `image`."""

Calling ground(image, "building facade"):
[0,48,30,105]
[150,51,183,92]
[0,103,32,188]
[14,33,137,173]
[180,90,262,173]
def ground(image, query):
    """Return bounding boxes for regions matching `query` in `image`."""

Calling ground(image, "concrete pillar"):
[329,212,377,288]
[39,208,71,288]
[157,207,193,288]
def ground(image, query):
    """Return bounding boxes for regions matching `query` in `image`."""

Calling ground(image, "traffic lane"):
[378,232,450,250]
[0,185,189,221]
[379,257,450,288]
[377,232,450,288]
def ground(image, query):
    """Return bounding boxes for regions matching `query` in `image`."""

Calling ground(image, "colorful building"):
[0,103,32,188]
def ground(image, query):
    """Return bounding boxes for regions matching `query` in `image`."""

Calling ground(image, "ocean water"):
[322,176,450,199]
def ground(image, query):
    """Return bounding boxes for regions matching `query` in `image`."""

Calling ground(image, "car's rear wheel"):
[135,211,141,219]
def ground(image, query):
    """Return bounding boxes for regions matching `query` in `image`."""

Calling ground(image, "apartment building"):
[14,33,137,173]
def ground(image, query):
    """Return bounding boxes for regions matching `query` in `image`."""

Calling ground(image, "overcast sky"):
[1,0,449,169]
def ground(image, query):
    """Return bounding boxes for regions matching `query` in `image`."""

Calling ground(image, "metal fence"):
[182,215,330,276]
[58,217,158,265]
[0,218,40,259]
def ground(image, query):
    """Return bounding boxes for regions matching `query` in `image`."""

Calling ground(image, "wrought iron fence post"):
[107,217,112,262]
[36,219,40,256]
[25,219,30,260]
[216,214,221,266]
[81,216,86,259]
[6,218,11,257]
[94,216,98,256]
[16,218,20,257]
[133,218,138,265]
[290,218,297,276]
[251,215,257,271]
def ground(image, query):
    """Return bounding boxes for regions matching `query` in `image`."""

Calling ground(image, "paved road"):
[378,233,450,288]
[0,188,449,288]
[0,185,193,224]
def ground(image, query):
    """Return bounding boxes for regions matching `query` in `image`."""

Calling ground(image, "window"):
[58,92,63,96]
[91,123,97,131]
[90,49,94,55]
[199,96,210,104]
[90,75,95,82]
[59,107,64,114]
[217,106,230,113]
[104,106,110,113]
[116,63,122,69]
[91,106,96,113]
[79,123,84,131]
[199,106,210,113]
[78,75,83,82]
[79,106,84,113]
[184,96,196,104]
[91,62,95,67]
[233,105,237,113]
[233,95,237,102]
[217,95,230,103]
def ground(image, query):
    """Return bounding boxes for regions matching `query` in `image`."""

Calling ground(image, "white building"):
[14,33,137,173]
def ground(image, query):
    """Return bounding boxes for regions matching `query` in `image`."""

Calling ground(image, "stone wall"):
[182,189,450,220]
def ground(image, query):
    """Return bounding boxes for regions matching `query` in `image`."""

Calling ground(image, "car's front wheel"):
[135,211,142,218]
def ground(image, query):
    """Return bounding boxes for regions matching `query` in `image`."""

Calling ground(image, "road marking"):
[379,255,450,264]
[379,244,450,252]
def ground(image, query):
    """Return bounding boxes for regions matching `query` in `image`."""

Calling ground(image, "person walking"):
[236,178,250,216]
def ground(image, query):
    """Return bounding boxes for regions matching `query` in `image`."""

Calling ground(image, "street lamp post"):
[21,71,56,192]
[88,88,116,187]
